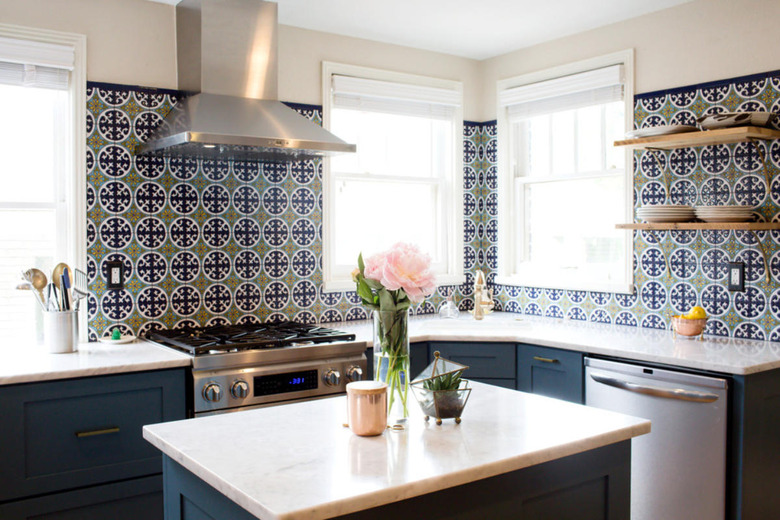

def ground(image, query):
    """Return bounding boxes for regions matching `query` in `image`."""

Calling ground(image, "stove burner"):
[144,322,357,356]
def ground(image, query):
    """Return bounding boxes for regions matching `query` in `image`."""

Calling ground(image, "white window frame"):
[0,23,87,339]
[496,50,634,294]
[322,62,464,292]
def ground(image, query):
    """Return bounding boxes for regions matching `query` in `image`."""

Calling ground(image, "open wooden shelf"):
[616,222,780,231]
[614,126,780,150]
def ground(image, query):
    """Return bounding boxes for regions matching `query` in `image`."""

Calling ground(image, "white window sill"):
[494,275,635,295]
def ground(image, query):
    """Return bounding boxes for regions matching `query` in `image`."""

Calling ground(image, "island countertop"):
[143,381,650,520]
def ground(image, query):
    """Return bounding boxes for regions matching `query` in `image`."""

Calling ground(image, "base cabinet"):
[517,344,584,403]
[161,442,631,520]
[0,368,186,518]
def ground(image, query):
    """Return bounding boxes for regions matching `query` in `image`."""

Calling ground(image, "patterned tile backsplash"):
[86,83,488,340]
[493,70,780,341]
[87,69,780,341]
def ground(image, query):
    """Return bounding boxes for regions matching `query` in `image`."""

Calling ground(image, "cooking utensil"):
[52,263,71,309]
[16,280,46,310]
[45,282,57,311]
[51,263,71,290]
[72,269,89,311]
[60,272,71,311]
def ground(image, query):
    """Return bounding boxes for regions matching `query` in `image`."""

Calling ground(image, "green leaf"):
[378,288,396,311]
[358,253,365,276]
[396,299,411,311]
[365,277,383,290]
[357,279,374,303]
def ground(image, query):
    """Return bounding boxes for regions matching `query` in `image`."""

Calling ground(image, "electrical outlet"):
[728,262,745,292]
[106,261,124,290]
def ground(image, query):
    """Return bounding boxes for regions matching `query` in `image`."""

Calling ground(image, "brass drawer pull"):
[75,426,120,438]
[533,356,559,364]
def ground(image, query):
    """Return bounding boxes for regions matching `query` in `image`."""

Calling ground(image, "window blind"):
[501,65,623,120]
[0,35,74,90]
[332,74,460,119]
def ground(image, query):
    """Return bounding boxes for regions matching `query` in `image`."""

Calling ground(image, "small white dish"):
[98,335,137,344]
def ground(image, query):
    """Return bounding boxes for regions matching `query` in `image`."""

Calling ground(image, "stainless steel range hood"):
[136,0,355,162]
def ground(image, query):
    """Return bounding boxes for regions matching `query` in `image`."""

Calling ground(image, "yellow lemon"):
[685,306,707,320]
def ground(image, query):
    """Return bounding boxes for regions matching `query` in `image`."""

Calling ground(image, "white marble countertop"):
[336,312,780,376]
[0,340,191,385]
[143,382,650,520]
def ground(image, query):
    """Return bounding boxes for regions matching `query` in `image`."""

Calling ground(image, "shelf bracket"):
[749,230,773,286]
[747,138,771,196]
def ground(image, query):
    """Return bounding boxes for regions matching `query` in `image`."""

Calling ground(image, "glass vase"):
[373,308,410,424]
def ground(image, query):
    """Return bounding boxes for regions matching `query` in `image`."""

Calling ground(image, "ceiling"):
[149,0,693,60]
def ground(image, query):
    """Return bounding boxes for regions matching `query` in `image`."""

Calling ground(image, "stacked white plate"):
[695,205,755,223]
[636,204,695,223]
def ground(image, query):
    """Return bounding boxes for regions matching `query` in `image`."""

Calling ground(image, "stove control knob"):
[322,369,341,387]
[202,383,222,402]
[231,380,249,399]
[346,365,363,382]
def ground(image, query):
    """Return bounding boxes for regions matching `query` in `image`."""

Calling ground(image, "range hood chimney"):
[135,0,355,162]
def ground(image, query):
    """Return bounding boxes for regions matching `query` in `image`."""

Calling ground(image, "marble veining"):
[338,311,780,375]
[143,382,649,520]
[0,340,191,385]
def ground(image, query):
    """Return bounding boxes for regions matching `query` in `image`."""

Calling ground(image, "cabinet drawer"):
[430,342,515,379]
[517,344,583,404]
[0,369,185,502]
[0,475,163,520]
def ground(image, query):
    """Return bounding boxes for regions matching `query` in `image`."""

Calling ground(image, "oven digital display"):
[254,370,319,396]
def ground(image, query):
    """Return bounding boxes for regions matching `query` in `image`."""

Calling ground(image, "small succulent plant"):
[423,369,463,391]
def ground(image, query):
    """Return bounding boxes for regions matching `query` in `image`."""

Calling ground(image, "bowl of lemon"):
[672,306,708,337]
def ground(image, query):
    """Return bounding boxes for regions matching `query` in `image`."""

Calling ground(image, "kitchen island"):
[143,381,649,520]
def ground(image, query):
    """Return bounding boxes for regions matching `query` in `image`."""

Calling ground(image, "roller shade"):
[501,65,624,120]
[332,74,460,119]
[0,36,74,90]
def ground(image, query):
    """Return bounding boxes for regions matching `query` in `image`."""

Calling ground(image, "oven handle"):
[589,373,720,403]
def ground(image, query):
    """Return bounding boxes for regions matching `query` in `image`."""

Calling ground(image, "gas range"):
[144,322,367,416]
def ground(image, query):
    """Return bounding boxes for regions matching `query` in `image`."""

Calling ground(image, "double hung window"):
[323,63,463,291]
[0,27,86,341]
[497,52,633,293]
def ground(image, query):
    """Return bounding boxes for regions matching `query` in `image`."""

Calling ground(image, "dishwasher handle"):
[589,372,720,403]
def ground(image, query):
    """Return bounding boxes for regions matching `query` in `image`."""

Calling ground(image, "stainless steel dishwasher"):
[585,357,727,520]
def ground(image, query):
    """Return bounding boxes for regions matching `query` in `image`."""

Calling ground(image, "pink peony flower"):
[363,251,387,281]
[379,243,436,302]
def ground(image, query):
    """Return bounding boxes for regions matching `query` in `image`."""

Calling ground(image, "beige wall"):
[0,0,177,88]
[278,25,482,120]
[480,0,780,120]
[1,0,777,122]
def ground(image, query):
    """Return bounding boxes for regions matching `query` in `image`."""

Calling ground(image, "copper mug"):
[346,381,387,436]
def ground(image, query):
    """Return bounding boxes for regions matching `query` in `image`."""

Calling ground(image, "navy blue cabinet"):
[0,368,186,518]
[428,342,516,388]
[517,344,584,404]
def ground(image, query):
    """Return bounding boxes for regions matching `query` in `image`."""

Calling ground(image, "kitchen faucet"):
[472,270,494,320]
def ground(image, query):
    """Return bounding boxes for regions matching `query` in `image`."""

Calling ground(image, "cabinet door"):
[0,368,186,502]
[0,475,163,520]
[517,345,583,404]
[429,342,516,389]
